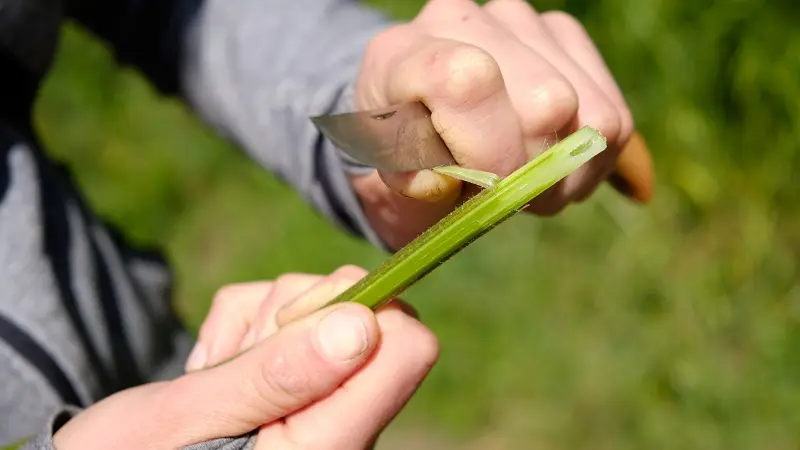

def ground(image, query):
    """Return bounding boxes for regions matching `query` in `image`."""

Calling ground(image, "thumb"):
[53,303,379,450]
[378,169,463,203]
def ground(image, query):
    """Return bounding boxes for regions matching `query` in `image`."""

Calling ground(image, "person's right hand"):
[53,265,438,450]
[349,0,646,250]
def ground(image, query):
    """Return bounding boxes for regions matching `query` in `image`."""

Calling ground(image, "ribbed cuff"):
[20,406,82,450]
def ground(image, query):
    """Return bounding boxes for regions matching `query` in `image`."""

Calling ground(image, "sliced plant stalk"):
[324,126,608,311]
[431,165,501,189]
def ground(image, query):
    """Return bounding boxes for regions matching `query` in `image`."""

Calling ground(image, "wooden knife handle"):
[607,131,654,204]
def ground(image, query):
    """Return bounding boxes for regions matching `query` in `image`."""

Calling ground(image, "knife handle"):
[607,131,654,204]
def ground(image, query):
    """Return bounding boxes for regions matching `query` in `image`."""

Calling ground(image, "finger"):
[390,298,421,320]
[275,265,369,328]
[483,0,623,202]
[54,302,380,450]
[240,273,325,351]
[175,302,379,445]
[378,169,463,204]
[187,281,273,372]
[273,302,439,449]
[539,10,636,199]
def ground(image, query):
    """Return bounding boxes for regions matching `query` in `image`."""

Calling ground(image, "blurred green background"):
[35,0,800,448]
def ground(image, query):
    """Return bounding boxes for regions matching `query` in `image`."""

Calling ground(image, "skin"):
[350,0,636,250]
[55,265,437,450]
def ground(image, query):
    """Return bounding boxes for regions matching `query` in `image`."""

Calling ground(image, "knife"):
[312,101,653,203]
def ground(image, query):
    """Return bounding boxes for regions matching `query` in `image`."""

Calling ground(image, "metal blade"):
[311,101,456,172]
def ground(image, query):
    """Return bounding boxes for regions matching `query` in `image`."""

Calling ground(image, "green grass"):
[35,0,800,448]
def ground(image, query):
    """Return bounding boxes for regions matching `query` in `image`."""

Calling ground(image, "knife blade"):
[311,101,455,172]
[312,100,654,203]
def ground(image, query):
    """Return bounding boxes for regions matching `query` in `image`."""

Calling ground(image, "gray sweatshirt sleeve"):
[180,0,396,250]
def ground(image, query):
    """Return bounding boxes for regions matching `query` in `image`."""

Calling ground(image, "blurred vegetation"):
[35,0,800,448]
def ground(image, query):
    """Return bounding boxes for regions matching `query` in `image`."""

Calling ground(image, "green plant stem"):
[431,165,501,189]
[324,126,608,311]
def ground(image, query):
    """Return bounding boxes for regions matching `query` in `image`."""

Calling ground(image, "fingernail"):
[316,308,368,362]
[185,342,207,372]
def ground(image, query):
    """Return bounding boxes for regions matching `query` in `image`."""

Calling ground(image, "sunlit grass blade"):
[324,126,608,311]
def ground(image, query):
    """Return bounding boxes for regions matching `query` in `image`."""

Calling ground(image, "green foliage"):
[34,0,800,448]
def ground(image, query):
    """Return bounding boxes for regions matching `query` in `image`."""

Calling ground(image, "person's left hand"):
[184,265,436,448]
[53,265,437,450]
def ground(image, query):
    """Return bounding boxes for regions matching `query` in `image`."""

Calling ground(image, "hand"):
[351,0,636,250]
[54,266,438,450]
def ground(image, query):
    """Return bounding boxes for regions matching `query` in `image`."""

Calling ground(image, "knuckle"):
[394,299,421,320]
[541,11,584,32]
[256,352,314,409]
[617,106,635,144]
[332,264,368,282]
[485,0,536,15]
[430,43,504,108]
[210,281,273,306]
[211,284,240,306]
[364,24,407,62]
[422,0,478,18]
[273,272,309,288]
[378,305,439,371]
[520,78,578,137]
[210,283,252,312]
[585,105,622,145]
[407,322,440,371]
